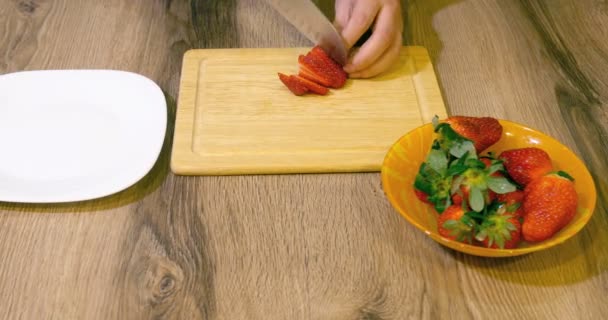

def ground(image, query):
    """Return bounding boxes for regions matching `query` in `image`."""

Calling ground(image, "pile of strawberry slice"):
[278,46,348,96]
[414,115,578,249]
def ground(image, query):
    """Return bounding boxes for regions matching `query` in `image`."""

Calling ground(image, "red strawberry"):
[308,46,348,87]
[499,147,553,186]
[495,190,525,218]
[278,73,329,96]
[298,46,348,89]
[437,205,475,243]
[298,58,330,87]
[450,188,468,206]
[475,211,522,249]
[292,74,329,95]
[451,185,497,208]
[522,172,578,242]
[414,188,431,204]
[444,116,503,153]
[278,73,308,96]
[449,157,515,212]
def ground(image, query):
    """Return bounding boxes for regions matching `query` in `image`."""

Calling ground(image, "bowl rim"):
[380,118,598,257]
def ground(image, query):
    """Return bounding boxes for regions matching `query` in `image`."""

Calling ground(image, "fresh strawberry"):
[443,116,503,153]
[437,205,476,243]
[495,190,525,218]
[298,46,348,89]
[414,188,431,204]
[479,157,493,167]
[450,188,468,207]
[278,73,308,96]
[522,172,578,242]
[448,156,516,212]
[498,147,553,186]
[414,149,455,213]
[475,209,522,249]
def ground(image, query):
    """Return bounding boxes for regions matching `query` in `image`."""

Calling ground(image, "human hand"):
[333,0,403,78]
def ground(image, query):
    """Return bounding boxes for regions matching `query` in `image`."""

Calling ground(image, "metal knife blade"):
[265,0,348,66]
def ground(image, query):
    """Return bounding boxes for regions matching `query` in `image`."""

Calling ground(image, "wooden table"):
[1,0,607,319]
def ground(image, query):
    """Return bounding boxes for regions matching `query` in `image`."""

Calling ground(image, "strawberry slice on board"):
[298,47,348,89]
[307,46,348,88]
[298,55,334,88]
[278,72,308,96]
[291,74,329,95]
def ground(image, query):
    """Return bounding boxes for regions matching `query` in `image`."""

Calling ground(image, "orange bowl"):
[381,119,597,257]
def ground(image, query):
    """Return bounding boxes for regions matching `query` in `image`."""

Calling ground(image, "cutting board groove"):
[171,46,447,175]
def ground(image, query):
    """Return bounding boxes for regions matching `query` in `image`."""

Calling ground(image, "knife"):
[264,0,348,66]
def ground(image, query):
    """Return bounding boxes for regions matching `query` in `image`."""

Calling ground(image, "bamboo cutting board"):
[171,46,447,175]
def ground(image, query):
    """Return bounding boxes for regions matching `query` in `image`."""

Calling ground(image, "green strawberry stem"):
[415,115,517,216]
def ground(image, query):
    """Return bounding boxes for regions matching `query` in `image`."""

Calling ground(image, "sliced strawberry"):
[291,75,329,95]
[278,72,308,96]
[308,46,348,88]
[298,55,333,87]
[298,52,347,89]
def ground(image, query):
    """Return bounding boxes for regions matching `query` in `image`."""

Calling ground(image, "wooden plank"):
[171,46,447,175]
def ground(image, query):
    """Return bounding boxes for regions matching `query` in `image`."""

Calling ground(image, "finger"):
[339,0,381,49]
[333,0,354,33]
[349,31,402,78]
[345,5,400,73]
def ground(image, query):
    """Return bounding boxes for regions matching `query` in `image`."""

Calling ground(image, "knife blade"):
[264,0,348,66]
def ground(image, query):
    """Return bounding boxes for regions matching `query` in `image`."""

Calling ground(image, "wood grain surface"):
[1,0,607,319]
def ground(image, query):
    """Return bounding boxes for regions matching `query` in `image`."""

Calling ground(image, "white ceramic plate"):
[0,70,167,203]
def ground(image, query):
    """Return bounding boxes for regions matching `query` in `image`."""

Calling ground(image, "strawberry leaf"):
[466,158,486,169]
[434,123,476,160]
[451,175,465,194]
[432,115,440,128]
[475,213,517,249]
[469,186,484,212]
[487,176,517,194]
[434,196,452,214]
[426,149,449,174]
[506,202,521,213]
[449,140,476,159]
[447,156,469,176]
[414,160,454,213]
[556,170,575,181]
[443,215,476,243]
[488,161,504,175]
